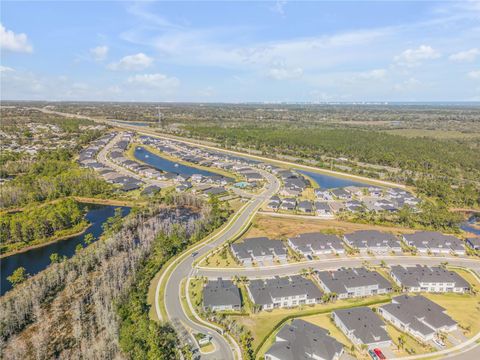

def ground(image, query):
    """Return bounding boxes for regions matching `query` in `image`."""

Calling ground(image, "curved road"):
[162,170,280,359]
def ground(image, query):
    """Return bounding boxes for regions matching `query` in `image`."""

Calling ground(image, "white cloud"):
[0,23,33,53]
[127,73,180,89]
[449,48,479,62]
[395,45,440,67]
[108,53,153,70]
[468,70,480,79]
[90,45,109,61]
[267,66,303,80]
[270,1,287,16]
[394,77,421,91]
[0,65,14,72]
[356,69,387,80]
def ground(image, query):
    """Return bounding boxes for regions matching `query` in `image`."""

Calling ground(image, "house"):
[330,188,352,200]
[402,231,466,255]
[247,275,323,310]
[176,181,192,192]
[345,200,364,213]
[344,230,402,253]
[315,189,333,201]
[268,196,281,210]
[389,265,470,293]
[332,307,392,349]
[280,198,296,211]
[315,201,333,217]
[203,278,242,312]
[297,200,313,213]
[344,186,364,197]
[244,171,263,182]
[231,237,287,265]
[368,187,384,197]
[466,237,480,251]
[316,268,392,299]
[265,319,344,360]
[378,295,457,342]
[203,187,227,196]
[190,174,204,183]
[288,233,344,257]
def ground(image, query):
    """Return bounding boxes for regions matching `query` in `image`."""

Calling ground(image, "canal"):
[134,146,225,178]
[1,204,130,296]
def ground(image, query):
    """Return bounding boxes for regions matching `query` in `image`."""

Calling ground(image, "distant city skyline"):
[1,1,480,102]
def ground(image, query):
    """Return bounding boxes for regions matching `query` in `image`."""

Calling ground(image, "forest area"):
[0,198,86,255]
[182,124,480,208]
[0,148,113,209]
[0,193,231,360]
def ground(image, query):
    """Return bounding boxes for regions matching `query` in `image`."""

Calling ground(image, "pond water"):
[461,215,480,236]
[1,204,130,296]
[134,146,225,178]
[298,169,369,189]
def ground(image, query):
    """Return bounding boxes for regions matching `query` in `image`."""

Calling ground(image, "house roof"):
[403,231,464,251]
[380,295,456,335]
[231,237,287,260]
[266,319,343,360]
[289,233,344,252]
[248,275,323,306]
[390,265,470,289]
[203,278,241,309]
[344,230,401,249]
[333,306,391,345]
[317,268,392,295]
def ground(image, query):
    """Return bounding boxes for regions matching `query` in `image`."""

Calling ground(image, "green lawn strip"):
[251,295,392,358]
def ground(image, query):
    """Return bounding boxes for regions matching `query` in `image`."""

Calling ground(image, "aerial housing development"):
[2,2,480,358]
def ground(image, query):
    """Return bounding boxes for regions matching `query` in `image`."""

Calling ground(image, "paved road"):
[163,170,280,359]
[195,255,480,278]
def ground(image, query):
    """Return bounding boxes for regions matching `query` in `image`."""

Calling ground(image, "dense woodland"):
[0,193,230,360]
[0,148,113,209]
[0,198,86,254]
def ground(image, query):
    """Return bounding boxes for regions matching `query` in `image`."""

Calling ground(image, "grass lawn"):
[200,342,215,353]
[202,246,240,268]
[246,214,416,241]
[231,295,392,355]
[423,292,480,338]
[384,323,436,357]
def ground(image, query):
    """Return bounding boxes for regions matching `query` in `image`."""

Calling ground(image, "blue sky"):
[1,1,480,102]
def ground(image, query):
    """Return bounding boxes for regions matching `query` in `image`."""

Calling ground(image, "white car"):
[433,338,445,347]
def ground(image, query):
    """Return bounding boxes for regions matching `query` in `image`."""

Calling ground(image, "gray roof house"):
[390,265,470,293]
[288,233,345,257]
[344,230,402,253]
[265,319,344,360]
[332,307,392,349]
[378,295,457,342]
[402,231,465,255]
[203,278,242,312]
[330,188,352,200]
[315,201,333,217]
[247,275,323,310]
[231,237,287,265]
[297,200,313,213]
[316,268,392,299]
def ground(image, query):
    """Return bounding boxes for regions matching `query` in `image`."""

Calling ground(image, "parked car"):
[433,338,445,347]
[368,349,379,360]
[374,348,386,359]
